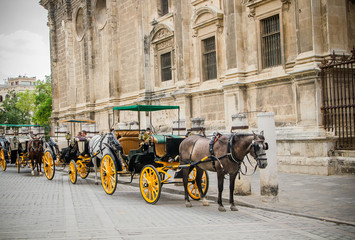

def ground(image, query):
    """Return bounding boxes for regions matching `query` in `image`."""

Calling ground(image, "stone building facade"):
[40,0,355,175]
[0,76,37,103]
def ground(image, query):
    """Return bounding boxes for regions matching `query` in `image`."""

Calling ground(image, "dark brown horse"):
[28,136,44,176]
[179,132,268,212]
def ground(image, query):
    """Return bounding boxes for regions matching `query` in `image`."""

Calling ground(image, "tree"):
[32,76,52,126]
[0,90,30,124]
[16,90,35,122]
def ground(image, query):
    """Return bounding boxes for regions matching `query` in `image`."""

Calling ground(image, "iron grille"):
[261,15,281,68]
[320,50,355,149]
[161,52,172,81]
[203,36,217,80]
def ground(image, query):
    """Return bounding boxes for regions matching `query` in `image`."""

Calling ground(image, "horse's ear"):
[252,131,256,139]
[260,131,264,136]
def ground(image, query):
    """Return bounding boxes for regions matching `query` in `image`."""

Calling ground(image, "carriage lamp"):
[65,132,72,141]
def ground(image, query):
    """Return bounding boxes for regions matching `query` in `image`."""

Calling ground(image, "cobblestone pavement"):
[1,166,355,240]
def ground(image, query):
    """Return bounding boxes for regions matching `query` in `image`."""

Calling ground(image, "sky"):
[0,0,50,84]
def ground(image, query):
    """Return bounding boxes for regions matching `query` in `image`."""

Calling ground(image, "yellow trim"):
[140,166,160,204]
[100,155,117,195]
[43,151,54,179]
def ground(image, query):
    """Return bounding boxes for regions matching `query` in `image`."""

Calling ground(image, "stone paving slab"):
[0,165,355,239]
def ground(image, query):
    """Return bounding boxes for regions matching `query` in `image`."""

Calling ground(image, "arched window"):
[150,23,175,85]
[191,6,223,81]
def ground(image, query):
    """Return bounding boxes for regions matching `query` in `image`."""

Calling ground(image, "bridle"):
[30,139,43,152]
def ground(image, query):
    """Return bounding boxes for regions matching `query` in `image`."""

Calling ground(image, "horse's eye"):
[254,143,260,151]
[263,142,269,150]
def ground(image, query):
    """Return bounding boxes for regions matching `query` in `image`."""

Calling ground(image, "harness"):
[188,133,264,179]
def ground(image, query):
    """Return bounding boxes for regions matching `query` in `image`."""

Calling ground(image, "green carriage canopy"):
[113,104,181,133]
[0,124,41,127]
[113,105,179,112]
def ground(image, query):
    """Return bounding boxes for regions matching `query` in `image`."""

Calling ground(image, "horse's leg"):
[229,172,238,211]
[39,155,43,176]
[217,170,226,212]
[182,167,192,207]
[30,156,35,176]
[195,167,209,206]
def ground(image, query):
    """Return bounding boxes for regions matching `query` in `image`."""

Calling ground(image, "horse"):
[88,133,114,184]
[28,136,44,176]
[179,132,268,212]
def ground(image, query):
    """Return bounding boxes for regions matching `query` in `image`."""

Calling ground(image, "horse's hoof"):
[31,170,34,176]
[218,206,226,212]
[202,200,210,206]
[230,205,238,211]
[39,172,43,176]
[185,202,192,208]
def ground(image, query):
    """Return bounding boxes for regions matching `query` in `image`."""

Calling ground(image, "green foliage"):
[32,76,52,126]
[0,90,30,124]
[16,90,35,120]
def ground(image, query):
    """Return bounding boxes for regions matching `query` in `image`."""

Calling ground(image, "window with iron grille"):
[161,0,169,16]
[161,52,172,81]
[202,36,217,80]
[261,14,281,68]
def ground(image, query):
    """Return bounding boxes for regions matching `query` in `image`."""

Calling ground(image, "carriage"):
[93,105,209,204]
[42,119,96,181]
[0,124,43,173]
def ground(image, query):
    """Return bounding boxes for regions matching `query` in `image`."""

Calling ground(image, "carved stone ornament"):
[156,39,173,51]
[191,6,224,31]
[150,23,174,44]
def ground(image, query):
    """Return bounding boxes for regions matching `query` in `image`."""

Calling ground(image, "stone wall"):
[40,0,355,175]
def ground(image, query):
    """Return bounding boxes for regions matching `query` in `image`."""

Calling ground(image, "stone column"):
[257,112,278,196]
[232,113,251,196]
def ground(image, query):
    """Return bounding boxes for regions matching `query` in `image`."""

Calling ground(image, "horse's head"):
[249,131,268,169]
[31,138,43,152]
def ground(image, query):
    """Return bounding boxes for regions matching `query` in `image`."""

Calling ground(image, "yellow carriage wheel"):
[100,154,117,195]
[139,165,161,204]
[187,168,209,200]
[16,156,20,173]
[0,149,6,171]
[78,163,89,179]
[69,160,77,184]
[43,150,55,180]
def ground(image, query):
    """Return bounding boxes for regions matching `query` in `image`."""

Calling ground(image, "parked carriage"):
[0,124,43,173]
[42,119,96,181]
[91,105,209,204]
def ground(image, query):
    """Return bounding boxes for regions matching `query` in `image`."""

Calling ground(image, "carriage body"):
[99,105,208,204]
[0,124,43,172]
[43,119,96,181]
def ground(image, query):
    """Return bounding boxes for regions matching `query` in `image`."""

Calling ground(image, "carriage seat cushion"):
[148,135,182,158]
[118,137,141,155]
[77,140,89,155]
[114,130,140,139]
[149,135,182,144]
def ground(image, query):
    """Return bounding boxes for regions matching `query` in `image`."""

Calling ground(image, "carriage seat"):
[77,139,89,156]
[118,137,141,155]
[148,135,183,158]
[114,130,140,139]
